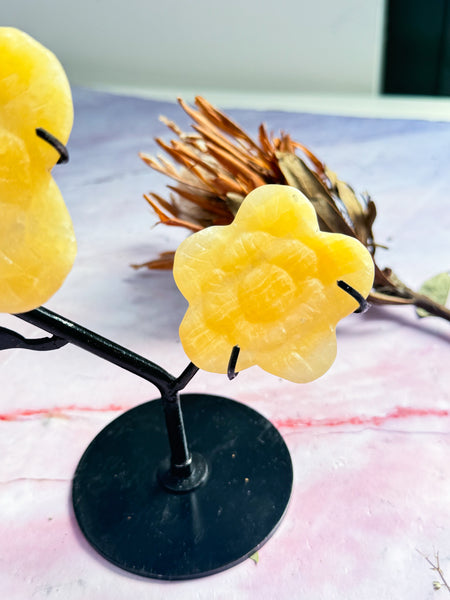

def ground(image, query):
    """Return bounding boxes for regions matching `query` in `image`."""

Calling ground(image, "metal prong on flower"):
[35,127,69,164]
[227,345,240,380]
[337,280,370,314]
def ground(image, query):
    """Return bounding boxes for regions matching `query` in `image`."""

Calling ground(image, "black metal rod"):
[0,326,68,351]
[337,280,369,313]
[15,306,198,477]
[16,306,175,397]
[172,361,200,394]
[35,127,69,164]
[163,391,192,476]
[227,345,240,380]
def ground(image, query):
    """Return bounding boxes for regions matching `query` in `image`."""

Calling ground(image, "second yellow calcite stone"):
[0,27,76,313]
[173,184,374,383]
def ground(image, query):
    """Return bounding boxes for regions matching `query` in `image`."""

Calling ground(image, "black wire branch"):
[15,306,175,397]
[11,304,206,483]
[171,361,200,395]
[0,327,68,351]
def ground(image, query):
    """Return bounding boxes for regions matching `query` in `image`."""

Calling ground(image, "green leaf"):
[416,272,450,317]
[249,551,259,564]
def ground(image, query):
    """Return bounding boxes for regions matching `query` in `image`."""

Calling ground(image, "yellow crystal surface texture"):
[173,184,375,383]
[0,27,76,313]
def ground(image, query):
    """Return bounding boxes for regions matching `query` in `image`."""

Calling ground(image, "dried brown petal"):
[143,194,203,231]
[277,152,355,237]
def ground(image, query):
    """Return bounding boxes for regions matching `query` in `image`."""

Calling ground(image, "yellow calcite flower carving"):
[173,185,374,383]
[0,27,76,313]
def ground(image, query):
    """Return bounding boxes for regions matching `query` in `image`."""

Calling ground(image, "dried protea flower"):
[137,96,450,322]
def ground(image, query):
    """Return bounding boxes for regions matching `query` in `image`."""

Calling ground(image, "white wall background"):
[0,1,386,95]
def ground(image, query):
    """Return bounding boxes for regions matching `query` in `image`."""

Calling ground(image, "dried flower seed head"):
[138,97,450,322]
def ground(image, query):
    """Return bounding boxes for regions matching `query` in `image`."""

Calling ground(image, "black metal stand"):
[2,307,293,579]
[72,393,292,579]
[1,126,371,579]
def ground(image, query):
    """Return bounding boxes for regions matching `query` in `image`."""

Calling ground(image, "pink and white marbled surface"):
[0,89,449,599]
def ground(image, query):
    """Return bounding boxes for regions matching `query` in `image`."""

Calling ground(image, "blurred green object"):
[416,272,450,317]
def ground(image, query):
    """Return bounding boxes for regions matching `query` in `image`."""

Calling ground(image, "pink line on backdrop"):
[274,406,450,430]
[0,403,448,428]
[0,403,134,421]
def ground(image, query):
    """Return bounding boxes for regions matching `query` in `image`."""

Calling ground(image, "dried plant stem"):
[419,551,450,593]
[370,265,450,322]
[370,289,450,322]
[408,292,450,321]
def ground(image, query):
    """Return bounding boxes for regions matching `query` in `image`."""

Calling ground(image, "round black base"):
[72,393,293,580]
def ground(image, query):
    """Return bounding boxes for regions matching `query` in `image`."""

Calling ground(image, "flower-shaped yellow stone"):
[0,27,76,313]
[173,185,374,383]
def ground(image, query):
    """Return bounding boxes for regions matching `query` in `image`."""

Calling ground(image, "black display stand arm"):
[13,306,202,487]
[16,306,177,394]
